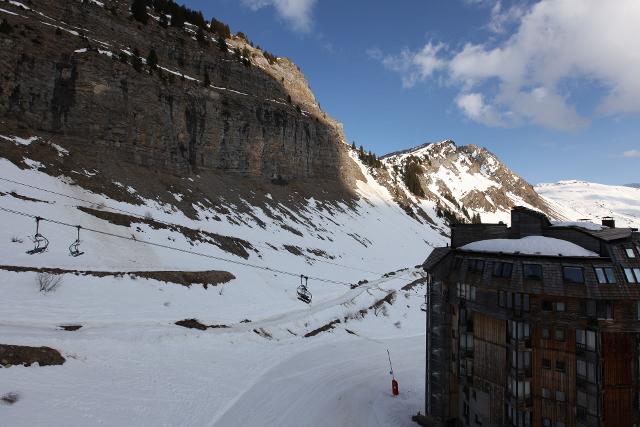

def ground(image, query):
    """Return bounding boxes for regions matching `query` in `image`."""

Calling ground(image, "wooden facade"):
[422,207,640,427]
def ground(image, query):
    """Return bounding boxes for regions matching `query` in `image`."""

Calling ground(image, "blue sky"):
[181,0,640,185]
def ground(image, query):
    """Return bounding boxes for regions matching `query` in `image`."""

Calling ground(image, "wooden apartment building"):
[420,207,640,427]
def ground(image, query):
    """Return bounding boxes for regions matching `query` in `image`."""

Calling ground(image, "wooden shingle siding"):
[423,208,640,427]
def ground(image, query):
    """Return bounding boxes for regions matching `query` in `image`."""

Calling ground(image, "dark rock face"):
[0,0,347,181]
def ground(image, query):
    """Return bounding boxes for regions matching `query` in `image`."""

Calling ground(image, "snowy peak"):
[376,140,562,225]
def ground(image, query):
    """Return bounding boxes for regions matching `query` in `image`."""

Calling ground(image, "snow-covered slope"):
[378,140,566,224]
[536,180,640,229]
[0,133,437,426]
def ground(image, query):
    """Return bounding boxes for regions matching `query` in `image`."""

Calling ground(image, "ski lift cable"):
[0,176,384,275]
[0,205,358,286]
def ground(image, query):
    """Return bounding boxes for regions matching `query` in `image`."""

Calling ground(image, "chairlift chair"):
[297,274,312,304]
[26,217,49,255]
[69,225,84,257]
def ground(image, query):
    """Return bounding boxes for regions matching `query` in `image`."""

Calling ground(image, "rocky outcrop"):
[0,0,351,182]
[379,140,565,222]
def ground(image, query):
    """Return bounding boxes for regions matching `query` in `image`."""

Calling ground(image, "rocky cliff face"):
[0,0,351,182]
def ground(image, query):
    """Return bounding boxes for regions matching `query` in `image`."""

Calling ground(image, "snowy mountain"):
[536,180,640,229]
[377,139,567,225]
[0,1,591,426]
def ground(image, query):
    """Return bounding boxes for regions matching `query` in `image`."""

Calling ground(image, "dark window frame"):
[468,259,485,273]
[594,267,616,284]
[624,268,640,284]
[563,266,585,284]
[523,263,543,280]
[493,261,513,278]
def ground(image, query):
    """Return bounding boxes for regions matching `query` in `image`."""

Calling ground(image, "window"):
[542,388,551,399]
[493,262,513,278]
[556,360,566,373]
[542,328,550,339]
[468,259,485,272]
[500,291,530,312]
[577,389,599,415]
[543,418,551,427]
[509,321,530,340]
[597,301,613,319]
[626,248,637,258]
[556,390,566,402]
[577,359,597,383]
[576,329,597,351]
[624,268,640,284]
[461,333,474,350]
[509,377,531,399]
[577,390,587,408]
[457,283,477,301]
[542,300,553,311]
[511,350,531,370]
[555,328,565,341]
[563,266,585,283]
[637,301,640,320]
[582,300,613,319]
[523,263,543,280]
[554,302,566,312]
[542,358,551,369]
[594,267,616,284]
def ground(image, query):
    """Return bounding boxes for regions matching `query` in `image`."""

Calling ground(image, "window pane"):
[634,269,640,282]
[503,263,513,277]
[523,264,542,280]
[564,267,585,283]
[605,268,616,283]
[577,390,587,407]
[577,360,586,377]
[595,268,607,284]
[626,248,636,258]
[625,268,637,283]
[586,331,596,350]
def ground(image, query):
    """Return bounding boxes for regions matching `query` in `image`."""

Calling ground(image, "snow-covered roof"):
[460,236,599,257]
[551,221,605,231]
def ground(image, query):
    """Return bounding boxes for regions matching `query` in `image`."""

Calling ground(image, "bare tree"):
[37,273,62,293]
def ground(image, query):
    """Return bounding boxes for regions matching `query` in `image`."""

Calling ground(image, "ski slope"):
[536,180,640,229]
[0,135,435,426]
[213,336,424,427]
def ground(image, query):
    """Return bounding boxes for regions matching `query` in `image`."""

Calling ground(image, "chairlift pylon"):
[69,225,84,257]
[26,217,49,255]
[297,274,312,304]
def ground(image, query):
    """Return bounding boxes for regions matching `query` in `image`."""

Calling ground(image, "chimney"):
[602,216,615,228]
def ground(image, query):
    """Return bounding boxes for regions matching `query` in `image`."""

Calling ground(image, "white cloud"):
[487,1,527,34]
[367,42,446,88]
[374,0,640,131]
[242,0,316,33]
[623,150,640,158]
[455,92,506,127]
